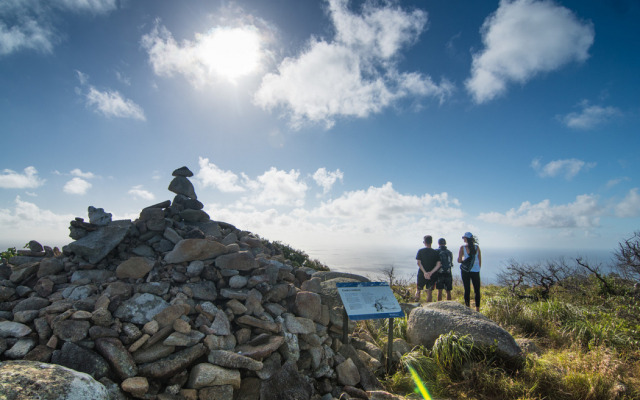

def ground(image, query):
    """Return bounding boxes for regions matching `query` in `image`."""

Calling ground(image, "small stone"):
[121,376,149,398]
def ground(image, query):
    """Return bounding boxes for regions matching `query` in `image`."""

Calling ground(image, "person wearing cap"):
[458,232,482,311]
[415,235,440,303]
[429,238,453,301]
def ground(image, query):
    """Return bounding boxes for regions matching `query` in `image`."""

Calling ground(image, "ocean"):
[304,245,616,284]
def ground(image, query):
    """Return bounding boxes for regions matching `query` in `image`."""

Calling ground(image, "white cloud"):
[57,0,117,14]
[195,157,245,193]
[63,177,92,195]
[561,101,622,130]
[129,185,156,201]
[141,17,270,86]
[313,168,344,194]
[206,181,465,249]
[615,188,640,218]
[244,168,308,207]
[85,86,146,120]
[0,0,116,56]
[478,194,601,228]
[0,166,45,189]
[70,168,95,179]
[0,196,74,247]
[253,0,453,129]
[605,177,629,189]
[531,158,595,179]
[466,0,594,104]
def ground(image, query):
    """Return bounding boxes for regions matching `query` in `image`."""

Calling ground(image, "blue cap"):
[462,232,473,239]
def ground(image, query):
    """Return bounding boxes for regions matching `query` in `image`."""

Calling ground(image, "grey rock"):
[215,251,258,271]
[53,320,91,343]
[37,257,65,278]
[63,220,132,264]
[95,337,138,380]
[51,342,111,379]
[406,301,522,360]
[138,343,206,379]
[13,296,50,313]
[0,321,32,338]
[0,361,109,400]
[207,350,264,371]
[5,337,37,359]
[114,293,170,325]
[260,361,312,400]
[70,270,113,283]
[172,166,194,177]
[168,176,197,199]
[163,331,205,347]
[88,206,113,226]
[164,238,227,264]
[187,363,241,389]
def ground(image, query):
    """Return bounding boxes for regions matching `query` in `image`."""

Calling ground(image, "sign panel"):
[336,281,404,320]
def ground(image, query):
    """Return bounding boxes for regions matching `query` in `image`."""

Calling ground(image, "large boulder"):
[406,301,522,360]
[0,360,109,400]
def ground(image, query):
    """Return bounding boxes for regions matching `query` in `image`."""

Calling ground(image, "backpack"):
[438,248,453,274]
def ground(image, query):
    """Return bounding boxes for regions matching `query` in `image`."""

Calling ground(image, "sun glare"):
[198,26,263,84]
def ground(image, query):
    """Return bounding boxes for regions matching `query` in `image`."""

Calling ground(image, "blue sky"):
[1,0,639,272]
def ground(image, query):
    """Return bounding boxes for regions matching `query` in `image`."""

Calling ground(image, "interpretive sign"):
[336,281,404,321]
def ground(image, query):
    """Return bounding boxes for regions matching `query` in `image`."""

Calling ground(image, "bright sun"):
[197,26,263,84]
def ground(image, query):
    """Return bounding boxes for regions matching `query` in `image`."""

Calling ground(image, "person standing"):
[415,235,440,303]
[458,232,482,311]
[434,238,453,301]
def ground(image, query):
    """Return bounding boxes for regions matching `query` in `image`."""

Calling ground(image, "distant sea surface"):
[305,246,616,284]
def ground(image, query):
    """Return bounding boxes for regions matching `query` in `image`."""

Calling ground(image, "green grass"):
[369,277,640,400]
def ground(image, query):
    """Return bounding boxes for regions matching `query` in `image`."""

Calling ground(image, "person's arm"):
[477,247,482,268]
[428,261,441,278]
[417,260,428,276]
[458,246,464,263]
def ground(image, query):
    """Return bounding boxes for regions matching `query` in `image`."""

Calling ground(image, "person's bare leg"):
[414,288,421,302]
[426,289,433,303]
[437,289,443,302]
[446,290,452,301]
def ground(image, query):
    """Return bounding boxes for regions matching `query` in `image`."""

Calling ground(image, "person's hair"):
[466,235,477,256]
[438,238,446,246]
[423,235,432,245]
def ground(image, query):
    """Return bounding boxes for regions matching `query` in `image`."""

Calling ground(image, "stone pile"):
[0,166,401,400]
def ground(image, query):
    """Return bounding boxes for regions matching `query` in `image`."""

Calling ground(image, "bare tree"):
[614,231,640,282]
[497,257,581,299]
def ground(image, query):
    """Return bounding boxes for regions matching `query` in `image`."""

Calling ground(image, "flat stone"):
[236,335,285,360]
[116,257,154,279]
[164,239,227,264]
[187,363,241,389]
[215,251,258,271]
[138,343,207,379]
[207,350,264,371]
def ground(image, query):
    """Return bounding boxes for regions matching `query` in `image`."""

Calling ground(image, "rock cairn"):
[0,166,400,400]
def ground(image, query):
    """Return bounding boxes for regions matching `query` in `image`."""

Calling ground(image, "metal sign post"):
[336,282,404,375]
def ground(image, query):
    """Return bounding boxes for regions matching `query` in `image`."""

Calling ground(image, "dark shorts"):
[436,273,453,291]
[417,270,436,290]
